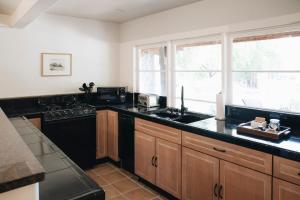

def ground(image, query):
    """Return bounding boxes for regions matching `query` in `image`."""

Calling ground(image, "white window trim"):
[135,42,168,95]
[134,23,300,114]
[170,35,223,110]
[228,26,300,111]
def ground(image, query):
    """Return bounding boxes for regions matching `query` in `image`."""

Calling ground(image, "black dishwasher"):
[118,113,134,173]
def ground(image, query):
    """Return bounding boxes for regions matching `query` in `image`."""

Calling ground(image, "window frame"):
[170,35,223,111]
[134,24,300,115]
[228,28,300,111]
[135,42,168,95]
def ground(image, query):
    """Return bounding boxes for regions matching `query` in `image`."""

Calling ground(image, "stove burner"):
[43,103,96,121]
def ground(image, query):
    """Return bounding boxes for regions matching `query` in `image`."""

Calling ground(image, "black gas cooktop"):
[43,103,96,121]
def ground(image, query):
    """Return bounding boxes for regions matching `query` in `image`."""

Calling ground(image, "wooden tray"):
[237,122,291,142]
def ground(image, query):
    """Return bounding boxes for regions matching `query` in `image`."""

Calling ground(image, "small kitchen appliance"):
[97,87,127,104]
[138,94,159,108]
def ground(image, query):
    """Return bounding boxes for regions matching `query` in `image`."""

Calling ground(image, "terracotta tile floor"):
[86,162,168,200]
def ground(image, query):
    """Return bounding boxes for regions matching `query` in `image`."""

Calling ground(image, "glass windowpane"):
[175,72,221,102]
[175,42,221,70]
[175,99,216,115]
[139,47,165,71]
[233,72,300,113]
[138,72,166,96]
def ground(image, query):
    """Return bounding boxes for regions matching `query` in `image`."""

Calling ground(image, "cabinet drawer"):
[274,156,300,185]
[182,131,272,174]
[273,178,300,200]
[135,118,181,144]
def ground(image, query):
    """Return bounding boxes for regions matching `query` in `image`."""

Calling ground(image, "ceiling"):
[0,0,22,15]
[47,0,201,23]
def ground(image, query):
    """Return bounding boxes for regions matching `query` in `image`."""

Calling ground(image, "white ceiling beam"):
[9,0,59,28]
[0,14,9,27]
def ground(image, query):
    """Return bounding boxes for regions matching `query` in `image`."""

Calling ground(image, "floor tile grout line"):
[86,162,168,200]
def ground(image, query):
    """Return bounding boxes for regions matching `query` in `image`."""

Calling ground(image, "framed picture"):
[41,53,72,76]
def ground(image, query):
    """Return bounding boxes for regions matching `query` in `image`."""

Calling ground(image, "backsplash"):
[226,105,300,135]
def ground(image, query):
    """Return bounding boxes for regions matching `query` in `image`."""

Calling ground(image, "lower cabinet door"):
[29,117,41,130]
[96,110,107,159]
[107,111,119,161]
[135,131,156,184]
[220,160,271,200]
[182,147,219,200]
[156,138,181,198]
[273,178,300,200]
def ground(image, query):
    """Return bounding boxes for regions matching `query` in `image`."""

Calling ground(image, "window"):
[134,26,300,115]
[172,39,222,114]
[232,31,300,113]
[136,44,167,95]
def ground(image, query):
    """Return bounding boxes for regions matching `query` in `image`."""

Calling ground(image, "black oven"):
[97,87,127,104]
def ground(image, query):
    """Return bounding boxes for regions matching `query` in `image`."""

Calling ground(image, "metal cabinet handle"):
[154,156,158,167]
[219,185,223,199]
[214,183,218,197]
[151,156,155,166]
[213,147,226,153]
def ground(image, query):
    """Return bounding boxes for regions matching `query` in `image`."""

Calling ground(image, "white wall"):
[0,14,120,98]
[119,0,300,91]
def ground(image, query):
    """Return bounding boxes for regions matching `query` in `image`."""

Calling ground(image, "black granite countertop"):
[10,117,105,200]
[2,101,300,163]
[0,109,45,193]
[94,104,300,162]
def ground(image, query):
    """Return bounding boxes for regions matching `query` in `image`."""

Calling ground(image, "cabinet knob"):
[213,147,226,153]
[298,172,300,176]
[214,183,218,197]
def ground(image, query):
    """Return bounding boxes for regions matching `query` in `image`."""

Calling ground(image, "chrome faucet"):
[180,86,187,116]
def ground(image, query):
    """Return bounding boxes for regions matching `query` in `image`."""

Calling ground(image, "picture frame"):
[41,53,72,76]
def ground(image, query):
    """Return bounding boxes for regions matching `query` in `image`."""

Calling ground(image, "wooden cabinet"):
[134,118,182,198]
[220,160,271,200]
[135,131,156,184]
[29,117,41,130]
[156,138,181,198]
[182,131,272,175]
[96,110,108,159]
[96,110,119,161]
[107,110,119,161]
[182,131,272,200]
[182,147,219,200]
[273,178,300,200]
[135,118,181,144]
[273,156,300,200]
[274,156,300,185]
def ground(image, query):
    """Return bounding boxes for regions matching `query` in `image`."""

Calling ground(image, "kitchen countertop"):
[2,101,300,163]
[10,117,105,200]
[95,103,300,162]
[0,109,45,193]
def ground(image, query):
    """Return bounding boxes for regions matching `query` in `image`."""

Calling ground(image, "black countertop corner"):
[0,109,45,194]
[10,117,105,200]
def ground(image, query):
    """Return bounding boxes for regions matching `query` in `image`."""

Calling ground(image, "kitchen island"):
[0,109,44,199]
[9,116,105,200]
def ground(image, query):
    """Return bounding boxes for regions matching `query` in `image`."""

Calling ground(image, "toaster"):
[138,94,159,107]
